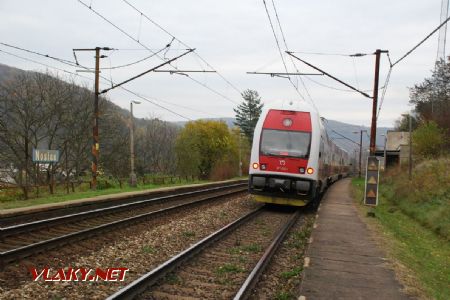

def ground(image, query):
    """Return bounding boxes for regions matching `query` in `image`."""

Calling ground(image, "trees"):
[175,120,236,179]
[412,121,447,158]
[135,118,179,175]
[409,59,450,134]
[234,89,263,143]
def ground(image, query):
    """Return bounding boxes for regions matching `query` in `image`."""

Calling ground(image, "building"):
[375,131,410,169]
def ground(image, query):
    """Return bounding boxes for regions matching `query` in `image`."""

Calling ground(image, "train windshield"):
[260,129,311,158]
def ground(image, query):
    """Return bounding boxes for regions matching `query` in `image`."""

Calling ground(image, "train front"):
[248,100,320,206]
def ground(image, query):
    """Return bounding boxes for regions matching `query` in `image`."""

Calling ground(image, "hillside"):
[0,63,391,154]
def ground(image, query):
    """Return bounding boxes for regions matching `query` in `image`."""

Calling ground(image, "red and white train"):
[248,99,351,206]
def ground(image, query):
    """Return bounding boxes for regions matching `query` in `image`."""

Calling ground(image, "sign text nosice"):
[32,149,60,163]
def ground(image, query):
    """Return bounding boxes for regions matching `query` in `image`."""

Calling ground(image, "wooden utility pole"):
[92,47,100,190]
[73,47,112,189]
[369,49,388,155]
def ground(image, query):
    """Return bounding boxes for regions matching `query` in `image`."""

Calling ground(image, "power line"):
[261,0,307,102]
[0,46,195,120]
[97,46,168,70]
[121,0,242,96]
[329,129,360,146]
[288,50,371,57]
[99,49,194,94]
[0,48,89,79]
[392,14,450,67]
[270,0,318,110]
[78,0,239,105]
[376,67,393,120]
[0,42,79,67]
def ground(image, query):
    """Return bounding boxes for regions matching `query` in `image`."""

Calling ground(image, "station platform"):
[299,178,410,299]
[0,179,245,221]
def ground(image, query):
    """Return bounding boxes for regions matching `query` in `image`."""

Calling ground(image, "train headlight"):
[282,118,293,127]
[306,167,314,174]
[252,163,259,169]
[260,164,267,170]
[299,167,305,174]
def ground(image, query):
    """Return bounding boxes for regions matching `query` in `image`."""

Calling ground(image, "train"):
[248,99,351,206]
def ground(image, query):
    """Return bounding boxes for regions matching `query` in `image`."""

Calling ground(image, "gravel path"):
[0,194,258,299]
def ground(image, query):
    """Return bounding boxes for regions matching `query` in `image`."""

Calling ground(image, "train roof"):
[262,99,318,114]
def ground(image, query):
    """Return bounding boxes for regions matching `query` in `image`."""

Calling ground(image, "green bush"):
[412,121,447,158]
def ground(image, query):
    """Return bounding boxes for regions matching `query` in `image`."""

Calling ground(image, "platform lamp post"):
[129,100,141,187]
[381,133,387,171]
[401,113,413,180]
[353,130,367,178]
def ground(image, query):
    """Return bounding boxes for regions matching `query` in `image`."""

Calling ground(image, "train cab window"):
[260,129,311,158]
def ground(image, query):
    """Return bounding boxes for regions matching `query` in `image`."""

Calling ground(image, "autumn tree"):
[412,121,447,158]
[175,120,235,179]
[234,89,263,143]
[409,59,450,135]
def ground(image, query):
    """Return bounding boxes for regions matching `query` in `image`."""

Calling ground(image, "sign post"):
[364,156,380,206]
[32,149,60,194]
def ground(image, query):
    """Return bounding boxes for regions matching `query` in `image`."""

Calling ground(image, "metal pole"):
[91,48,100,190]
[370,49,382,155]
[238,131,242,177]
[408,115,412,180]
[129,101,137,187]
[383,134,387,171]
[359,130,363,178]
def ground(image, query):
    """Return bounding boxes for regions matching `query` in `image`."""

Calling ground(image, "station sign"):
[32,149,60,163]
[364,156,380,206]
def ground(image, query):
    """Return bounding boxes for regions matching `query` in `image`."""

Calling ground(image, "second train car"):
[248,99,350,206]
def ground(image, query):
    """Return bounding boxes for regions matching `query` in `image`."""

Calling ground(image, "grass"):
[351,166,450,300]
[274,291,293,300]
[181,231,196,238]
[280,267,302,280]
[228,243,262,255]
[0,177,208,210]
[215,263,245,276]
[142,245,156,254]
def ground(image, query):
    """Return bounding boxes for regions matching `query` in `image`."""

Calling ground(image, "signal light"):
[306,167,314,174]
[252,163,259,169]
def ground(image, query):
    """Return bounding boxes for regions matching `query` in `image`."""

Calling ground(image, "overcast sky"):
[0,0,445,127]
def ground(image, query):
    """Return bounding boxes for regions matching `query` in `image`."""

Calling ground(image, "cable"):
[0,47,195,120]
[78,0,239,105]
[329,129,360,146]
[121,0,242,95]
[262,0,307,102]
[98,46,167,70]
[0,42,79,67]
[0,48,90,80]
[376,67,393,120]
[289,50,371,57]
[392,14,450,67]
[270,0,318,111]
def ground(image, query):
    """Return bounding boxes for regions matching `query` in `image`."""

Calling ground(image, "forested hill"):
[0,63,391,154]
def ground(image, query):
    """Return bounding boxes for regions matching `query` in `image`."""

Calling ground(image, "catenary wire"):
[77,0,239,105]
[121,0,242,95]
[262,0,306,102]
[0,47,195,120]
[270,0,318,111]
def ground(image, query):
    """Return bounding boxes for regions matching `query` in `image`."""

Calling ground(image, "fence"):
[0,175,200,200]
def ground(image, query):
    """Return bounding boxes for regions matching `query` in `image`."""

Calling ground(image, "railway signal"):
[364,156,380,206]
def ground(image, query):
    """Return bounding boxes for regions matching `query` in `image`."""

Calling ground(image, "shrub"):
[412,121,447,158]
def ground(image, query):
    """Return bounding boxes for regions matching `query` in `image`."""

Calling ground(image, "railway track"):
[0,180,247,227]
[107,207,300,300]
[0,183,247,267]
